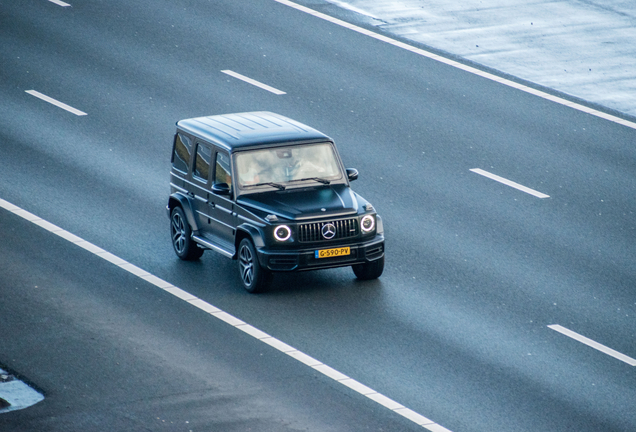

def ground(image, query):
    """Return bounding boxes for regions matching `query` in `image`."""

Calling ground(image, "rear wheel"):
[352,255,384,280]
[170,206,203,260]
[238,238,271,293]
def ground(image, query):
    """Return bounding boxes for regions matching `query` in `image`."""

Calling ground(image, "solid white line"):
[26,90,86,116]
[470,168,550,198]
[548,325,636,366]
[274,0,636,131]
[0,196,447,431]
[48,0,71,6]
[221,70,286,95]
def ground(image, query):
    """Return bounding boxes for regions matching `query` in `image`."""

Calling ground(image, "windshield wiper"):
[243,182,286,190]
[287,177,331,185]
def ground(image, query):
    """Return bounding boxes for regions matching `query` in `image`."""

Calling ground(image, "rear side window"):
[172,133,192,173]
[193,143,212,182]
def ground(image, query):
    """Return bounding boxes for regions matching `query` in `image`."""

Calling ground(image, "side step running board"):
[192,235,234,258]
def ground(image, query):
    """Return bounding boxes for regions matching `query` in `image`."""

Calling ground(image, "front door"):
[208,150,236,253]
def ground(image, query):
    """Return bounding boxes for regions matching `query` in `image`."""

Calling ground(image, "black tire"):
[352,255,384,280]
[170,206,203,260]
[238,238,271,293]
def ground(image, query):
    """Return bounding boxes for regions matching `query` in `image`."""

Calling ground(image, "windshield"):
[235,142,343,190]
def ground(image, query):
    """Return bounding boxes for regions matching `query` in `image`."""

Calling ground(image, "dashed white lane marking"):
[48,0,71,6]
[470,168,550,198]
[274,0,636,131]
[25,90,86,116]
[221,70,286,95]
[548,325,636,366]
[0,197,450,432]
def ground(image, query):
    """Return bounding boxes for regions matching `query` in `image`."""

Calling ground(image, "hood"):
[237,184,359,221]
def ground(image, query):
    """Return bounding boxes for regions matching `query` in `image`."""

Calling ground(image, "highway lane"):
[0,208,421,432]
[1,0,635,431]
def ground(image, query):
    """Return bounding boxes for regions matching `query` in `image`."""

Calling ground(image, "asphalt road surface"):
[1,1,635,431]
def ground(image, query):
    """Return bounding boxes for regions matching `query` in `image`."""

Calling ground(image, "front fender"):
[376,215,384,235]
[236,223,268,266]
[236,223,266,249]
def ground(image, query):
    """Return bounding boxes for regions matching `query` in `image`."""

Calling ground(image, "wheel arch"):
[168,193,199,233]
[235,223,266,261]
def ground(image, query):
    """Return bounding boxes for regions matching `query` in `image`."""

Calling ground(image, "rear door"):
[189,141,214,238]
[170,132,193,194]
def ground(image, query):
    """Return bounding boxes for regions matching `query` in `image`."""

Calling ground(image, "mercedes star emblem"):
[321,223,336,239]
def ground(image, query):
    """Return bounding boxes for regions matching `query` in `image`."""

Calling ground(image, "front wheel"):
[170,206,203,260]
[238,238,271,293]
[352,255,384,280]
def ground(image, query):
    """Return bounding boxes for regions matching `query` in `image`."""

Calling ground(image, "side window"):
[193,143,212,183]
[172,133,192,173]
[214,151,232,190]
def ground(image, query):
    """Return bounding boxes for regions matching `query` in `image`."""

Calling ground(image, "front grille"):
[298,218,359,243]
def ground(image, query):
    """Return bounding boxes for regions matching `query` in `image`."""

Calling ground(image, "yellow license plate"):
[315,247,350,258]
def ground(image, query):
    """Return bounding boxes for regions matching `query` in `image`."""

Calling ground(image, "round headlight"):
[274,225,291,241]
[361,215,375,233]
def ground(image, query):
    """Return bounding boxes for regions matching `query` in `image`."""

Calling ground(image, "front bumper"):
[256,234,384,272]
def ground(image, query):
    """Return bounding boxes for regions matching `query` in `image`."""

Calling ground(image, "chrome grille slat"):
[298,218,359,243]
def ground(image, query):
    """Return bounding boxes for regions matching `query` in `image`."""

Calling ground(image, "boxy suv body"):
[167,112,384,292]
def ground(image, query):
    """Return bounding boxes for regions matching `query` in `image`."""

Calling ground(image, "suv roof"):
[176,111,331,151]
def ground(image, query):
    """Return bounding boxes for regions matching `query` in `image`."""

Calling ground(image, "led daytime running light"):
[361,215,375,232]
[274,225,291,241]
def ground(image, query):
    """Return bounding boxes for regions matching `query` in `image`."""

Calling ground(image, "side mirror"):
[346,168,359,181]
[212,183,231,195]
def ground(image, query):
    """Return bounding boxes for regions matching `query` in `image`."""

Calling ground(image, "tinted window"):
[235,142,342,188]
[193,143,212,182]
[215,152,232,190]
[172,133,192,173]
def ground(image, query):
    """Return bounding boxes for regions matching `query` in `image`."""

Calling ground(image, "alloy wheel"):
[239,243,254,286]
[171,212,186,255]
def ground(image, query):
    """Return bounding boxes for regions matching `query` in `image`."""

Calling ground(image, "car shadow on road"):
[262,267,384,296]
